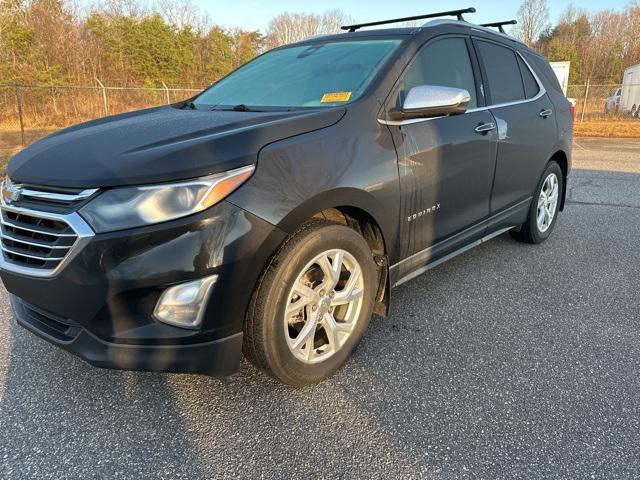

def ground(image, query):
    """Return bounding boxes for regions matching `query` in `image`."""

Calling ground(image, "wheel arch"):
[549,150,569,211]
[276,188,395,317]
[276,188,395,251]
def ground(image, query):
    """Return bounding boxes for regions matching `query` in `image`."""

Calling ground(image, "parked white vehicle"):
[604,87,622,114]
[620,64,640,118]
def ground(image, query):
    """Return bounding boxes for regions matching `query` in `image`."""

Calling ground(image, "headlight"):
[80,165,254,233]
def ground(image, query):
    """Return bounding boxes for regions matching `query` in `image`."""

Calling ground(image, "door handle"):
[474,122,496,133]
[539,108,553,118]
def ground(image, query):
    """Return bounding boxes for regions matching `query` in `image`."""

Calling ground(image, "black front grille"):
[18,299,81,342]
[0,208,78,270]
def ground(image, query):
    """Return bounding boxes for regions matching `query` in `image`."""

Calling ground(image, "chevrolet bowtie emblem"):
[2,179,23,204]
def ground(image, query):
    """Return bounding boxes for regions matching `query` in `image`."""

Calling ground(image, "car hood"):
[8,105,346,189]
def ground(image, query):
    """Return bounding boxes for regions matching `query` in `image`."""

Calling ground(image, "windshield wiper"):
[231,104,256,112]
[213,104,273,112]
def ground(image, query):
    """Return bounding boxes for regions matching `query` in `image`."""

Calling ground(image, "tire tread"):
[243,219,334,378]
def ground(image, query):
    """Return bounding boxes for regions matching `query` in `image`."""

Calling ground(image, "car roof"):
[294,19,530,51]
[295,28,417,45]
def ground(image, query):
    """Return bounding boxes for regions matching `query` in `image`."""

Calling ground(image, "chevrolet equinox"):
[0,9,572,386]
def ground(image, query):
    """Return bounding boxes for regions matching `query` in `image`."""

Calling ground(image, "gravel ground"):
[0,139,639,479]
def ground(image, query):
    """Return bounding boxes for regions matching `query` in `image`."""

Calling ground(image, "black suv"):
[0,10,572,386]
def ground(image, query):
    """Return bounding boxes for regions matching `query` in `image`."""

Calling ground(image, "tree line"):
[0,0,352,88]
[1,0,639,90]
[516,0,640,84]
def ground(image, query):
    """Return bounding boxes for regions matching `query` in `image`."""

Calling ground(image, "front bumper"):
[1,200,287,376]
[12,296,243,375]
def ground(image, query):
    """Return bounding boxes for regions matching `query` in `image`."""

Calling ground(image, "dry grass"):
[574,120,640,138]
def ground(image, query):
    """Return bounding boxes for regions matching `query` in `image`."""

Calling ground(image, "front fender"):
[227,112,401,263]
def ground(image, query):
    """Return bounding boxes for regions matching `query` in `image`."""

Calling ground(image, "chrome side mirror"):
[389,85,471,121]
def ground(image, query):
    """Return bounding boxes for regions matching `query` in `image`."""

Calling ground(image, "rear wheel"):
[244,221,377,386]
[510,161,563,244]
[632,105,638,118]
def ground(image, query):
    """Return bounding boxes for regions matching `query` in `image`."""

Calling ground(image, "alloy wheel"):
[536,173,559,233]
[284,249,364,364]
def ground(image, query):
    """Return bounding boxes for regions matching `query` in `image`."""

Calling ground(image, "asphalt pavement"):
[0,138,639,479]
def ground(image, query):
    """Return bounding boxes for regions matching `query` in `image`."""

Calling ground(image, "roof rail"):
[341,8,476,32]
[480,20,517,34]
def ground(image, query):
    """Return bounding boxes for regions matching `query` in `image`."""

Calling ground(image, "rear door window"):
[476,40,525,105]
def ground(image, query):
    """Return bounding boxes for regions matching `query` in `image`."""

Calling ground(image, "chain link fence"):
[0,84,201,154]
[2,82,639,166]
[567,82,640,122]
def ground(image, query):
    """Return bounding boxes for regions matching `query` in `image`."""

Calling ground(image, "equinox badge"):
[408,203,441,222]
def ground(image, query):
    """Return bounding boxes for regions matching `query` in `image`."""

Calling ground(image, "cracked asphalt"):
[1,138,639,479]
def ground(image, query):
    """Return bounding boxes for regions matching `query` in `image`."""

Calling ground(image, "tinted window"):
[403,37,477,108]
[518,55,539,99]
[477,40,525,104]
[194,40,401,108]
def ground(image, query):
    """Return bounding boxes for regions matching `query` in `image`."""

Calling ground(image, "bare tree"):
[98,0,148,19]
[515,0,550,46]
[157,0,199,29]
[265,9,354,49]
[623,3,640,72]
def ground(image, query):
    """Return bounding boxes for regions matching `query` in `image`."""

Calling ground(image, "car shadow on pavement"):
[0,315,212,478]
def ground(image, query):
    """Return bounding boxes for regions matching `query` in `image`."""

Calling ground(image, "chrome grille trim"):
[0,246,65,262]
[0,233,71,249]
[0,216,78,237]
[0,199,94,278]
[19,187,99,204]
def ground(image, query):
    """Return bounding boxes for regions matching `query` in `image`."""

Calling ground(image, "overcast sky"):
[192,0,632,32]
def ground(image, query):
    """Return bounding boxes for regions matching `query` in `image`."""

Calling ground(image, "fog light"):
[154,275,218,329]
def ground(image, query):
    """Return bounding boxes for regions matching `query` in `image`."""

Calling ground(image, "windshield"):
[194,39,401,109]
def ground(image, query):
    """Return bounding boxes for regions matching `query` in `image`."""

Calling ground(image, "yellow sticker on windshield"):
[321,92,352,103]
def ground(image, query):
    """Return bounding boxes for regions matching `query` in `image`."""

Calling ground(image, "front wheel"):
[244,220,377,386]
[511,161,563,244]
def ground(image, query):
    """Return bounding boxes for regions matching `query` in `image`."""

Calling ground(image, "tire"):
[632,105,637,119]
[244,220,377,386]
[510,161,563,244]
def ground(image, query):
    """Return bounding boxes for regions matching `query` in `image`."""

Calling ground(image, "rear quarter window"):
[517,55,540,99]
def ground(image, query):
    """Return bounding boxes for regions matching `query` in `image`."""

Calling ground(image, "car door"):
[383,35,498,277]
[473,38,557,225]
